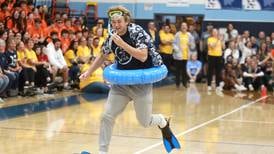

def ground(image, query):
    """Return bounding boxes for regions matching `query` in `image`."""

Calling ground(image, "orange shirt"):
[26,19,34,30]
[73,25,82,32]
[0,10,11,21]
[6,18,13,29]
[27,25,47,38]
[61,37,71,53]
[65,25,75,33]
[7,2,15,11]
[48,24,65,38]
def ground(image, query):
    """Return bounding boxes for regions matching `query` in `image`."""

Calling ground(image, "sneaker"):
[158,114,167,128]
[0,97,4,103]
[248,84,254,91]
[219,81,225,88]
[240,85,247,91]
[215,90,224,97]
[63,82,71,90]
[235,84,242,91]
[216,86,223,92]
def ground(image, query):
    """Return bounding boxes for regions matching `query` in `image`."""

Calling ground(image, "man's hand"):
[111,33,126,48]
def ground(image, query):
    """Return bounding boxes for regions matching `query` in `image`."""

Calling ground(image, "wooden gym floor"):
[0,84,273,154]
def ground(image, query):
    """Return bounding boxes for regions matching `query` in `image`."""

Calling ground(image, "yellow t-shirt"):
[64,49,76,67]
[106,53,115,62]
[92,45,101,57]
[77,45,91,58]
[79,63,104,89]
[207,37,222,57]
[25,49,38,62]
[180,33,189,60]
[17,50,26,61]
[159,32,174,54]
[98,37,105,48]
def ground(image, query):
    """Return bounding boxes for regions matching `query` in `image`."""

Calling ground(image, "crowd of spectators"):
[0,0,273,103]
[146,21,274,95]
[0,0,111,102]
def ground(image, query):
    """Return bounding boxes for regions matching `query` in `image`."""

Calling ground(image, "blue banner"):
[220,0,242,9]
[206,0,242,9]
[259,0,274,10]
[244,0,274,10]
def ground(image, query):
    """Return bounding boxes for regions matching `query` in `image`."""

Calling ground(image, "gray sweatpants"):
[99,84,165,152]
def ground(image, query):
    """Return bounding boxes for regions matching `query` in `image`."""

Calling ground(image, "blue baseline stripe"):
[0,95,80,121]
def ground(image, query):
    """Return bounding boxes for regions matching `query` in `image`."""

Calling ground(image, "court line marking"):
[134,96,269,154]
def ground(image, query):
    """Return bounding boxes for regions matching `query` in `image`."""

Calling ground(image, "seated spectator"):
[259,48,274,64]
[226,23,238,41]
[0,64,9,100]
[33,44,52,93]
[5,10,20,33]
[186,52,202,83]
[243,59,264,91]
[82,28,89,38]
[5,38,21,95]
[73,19,82,32]
[0,30,8,41]
[17,40,36,94]
[15,32,22,45]
[64,40,80,85]
[222,63,246,91]
[224,41,240,63]
[46,38,69,89]
[60,29,70,53]
[79,56,110,94]
[231,58,243,83]
[0,2,11,21]
[46,18,63,38]
[239,40,254,64]
[262,60,273,91]
[258,42,268,61]
[64,19,75,33]
[250,36,259,53]
[92,19,107,37]
[19,10,28,33]
[86,36,93,52]
[95,27,107,47]
[27,18,47,43]
[22,31,31,42]
[91,37,101,57]
[77,37,91,64]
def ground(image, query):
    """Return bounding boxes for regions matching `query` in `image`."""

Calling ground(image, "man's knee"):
[101,113,115,124]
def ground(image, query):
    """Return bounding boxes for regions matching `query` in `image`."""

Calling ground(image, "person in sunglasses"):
[80,5,180,154]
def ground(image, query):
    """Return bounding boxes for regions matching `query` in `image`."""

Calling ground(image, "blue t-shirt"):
[187,60,202,76]
[0,52,9,70]
[5,50,18,69]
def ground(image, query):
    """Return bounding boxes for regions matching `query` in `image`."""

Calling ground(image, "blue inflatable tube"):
[103,64,168,85]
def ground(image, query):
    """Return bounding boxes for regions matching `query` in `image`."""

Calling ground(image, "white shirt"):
[224,48,240,63]
[239,42,255,64]
[46,42,67,69]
